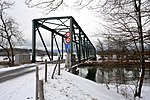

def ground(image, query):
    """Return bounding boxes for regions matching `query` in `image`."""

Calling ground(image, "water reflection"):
[78,67,150,86]
[85,68,97,81]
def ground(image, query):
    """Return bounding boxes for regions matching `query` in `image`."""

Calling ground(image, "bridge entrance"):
[32,16,96,66]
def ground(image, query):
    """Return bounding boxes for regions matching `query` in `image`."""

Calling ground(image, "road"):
[0,64,46,100]
[0,65,36,83]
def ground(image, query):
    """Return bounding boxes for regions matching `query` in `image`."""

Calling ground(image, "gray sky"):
[9,0,103,49]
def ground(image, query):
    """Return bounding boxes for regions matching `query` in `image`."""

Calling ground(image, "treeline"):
[0,48,57,56]
[97,48,150,61]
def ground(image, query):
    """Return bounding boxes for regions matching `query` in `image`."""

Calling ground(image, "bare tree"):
[24,0,96,14]
[96,38,105,61]
[105,34,129,62]
[0,1,24,66]
[25,0,64,14]
[76,0,149,98]
[89,0,149,98]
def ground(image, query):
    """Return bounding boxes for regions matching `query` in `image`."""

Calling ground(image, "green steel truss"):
[32,16,96,64]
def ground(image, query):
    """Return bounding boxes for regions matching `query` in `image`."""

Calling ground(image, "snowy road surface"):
[0,64,36,83]
[0,64,43,100]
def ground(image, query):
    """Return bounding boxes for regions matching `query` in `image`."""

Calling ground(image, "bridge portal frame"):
[32,16,96,64]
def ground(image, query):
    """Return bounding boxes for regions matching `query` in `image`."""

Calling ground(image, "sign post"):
[65,32,71,68]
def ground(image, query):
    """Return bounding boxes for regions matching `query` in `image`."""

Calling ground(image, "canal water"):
[78,66,150,86]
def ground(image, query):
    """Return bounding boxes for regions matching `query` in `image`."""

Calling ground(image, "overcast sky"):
[9,0,103,49]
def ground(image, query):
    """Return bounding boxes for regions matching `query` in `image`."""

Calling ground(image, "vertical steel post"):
[45,59,47,82]
[70,17,73,56]
[86,40,88,59]
[72,28,78,65]
[78,30,81,63]
[70,17,74,66]
[81,35,83,60]
[94,45,97,60]
[86,40,89,59]
[61,37,64,59]
[51,32,53,60]
[83,35,86,61]
[32,20,36,63]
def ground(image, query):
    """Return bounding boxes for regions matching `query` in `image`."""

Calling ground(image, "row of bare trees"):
[94,0,149,98]
[0,1,24,66]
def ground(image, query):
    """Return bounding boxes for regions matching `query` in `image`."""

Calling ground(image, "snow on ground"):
[44,69,124,100]
[0,63,150,100]
[0,64,37,100]
[107,84,150,100]
[0,63,36,72]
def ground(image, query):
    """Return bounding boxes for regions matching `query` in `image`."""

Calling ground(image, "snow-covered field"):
[0,63,150,100]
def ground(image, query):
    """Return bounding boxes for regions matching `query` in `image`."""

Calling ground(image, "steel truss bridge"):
[32,16,96,65]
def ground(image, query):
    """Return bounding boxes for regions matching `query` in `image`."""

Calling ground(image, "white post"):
[65,53,71,68]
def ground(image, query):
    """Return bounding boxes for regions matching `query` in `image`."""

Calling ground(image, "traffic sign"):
[66,32,70,37]
[65,44,71,52]
[66,37,71,44]
[65,32,71,44]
